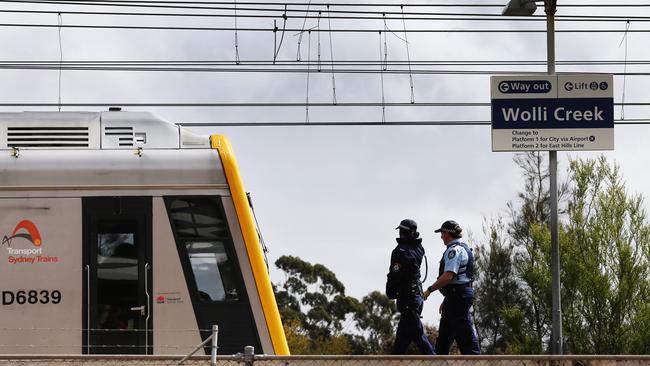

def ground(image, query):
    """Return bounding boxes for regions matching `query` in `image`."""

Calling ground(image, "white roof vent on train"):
[0,112,101,149]
[0,111,210,150]
[101,111,180,149]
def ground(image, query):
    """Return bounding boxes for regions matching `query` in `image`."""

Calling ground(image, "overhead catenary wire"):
[272,4,287,64]
[620,20,631,120]
[5,0,650,12]
[316,11,321,71]
[3,59,650,65]
[5,22,650,33]
[177,118,650,127]
[401,5,415,104]
[378,30,386,123]
[3,0,650,8]
[233,0,240,64]
[327,5,337,105]
[3,2,650,23]
[5,63,650,75]
[0,102,646,107]
[295,0,312,61]
[5,8,650,22]
[305,29,311,123]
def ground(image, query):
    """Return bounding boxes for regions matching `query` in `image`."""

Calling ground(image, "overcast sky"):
[2,0,650,328]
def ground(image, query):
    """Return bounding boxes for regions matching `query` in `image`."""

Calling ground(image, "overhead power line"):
[2,62,650,75]
[2,7,650,22]
[0,102,647,107]
[0,102,489,107]
[2,59,650,66]
[1,23,649,33]
[178,118,650,127]
[4,0,650,9]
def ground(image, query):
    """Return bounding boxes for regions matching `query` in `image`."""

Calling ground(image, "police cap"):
[434,220,462,235]
[395,218,417,232]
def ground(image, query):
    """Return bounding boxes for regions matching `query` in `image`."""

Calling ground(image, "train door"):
[82,197,153,354]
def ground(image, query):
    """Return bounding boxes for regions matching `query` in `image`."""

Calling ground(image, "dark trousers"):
[435,286,480,355]
[392,295,435,355]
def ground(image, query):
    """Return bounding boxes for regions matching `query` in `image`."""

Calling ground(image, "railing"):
[175,325,218,366]
[0,327,214,353]
[0,354,649,366]
[0,325,648,366]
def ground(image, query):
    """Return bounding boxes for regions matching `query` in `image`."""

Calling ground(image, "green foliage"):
[474,218,539,354]
[282,318,354,355]
[274,255,360,341]
[274,255,399,354]
[354,291,398,354]
[629,306,650,353]
[474,153,551,353]
[475,153,650,354]
[561,157,650,354]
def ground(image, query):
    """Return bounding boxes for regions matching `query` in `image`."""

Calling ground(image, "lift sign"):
[490,74,614,152]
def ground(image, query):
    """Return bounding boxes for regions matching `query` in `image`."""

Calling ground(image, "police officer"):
[423,220,480,355]
[386,219,435,355]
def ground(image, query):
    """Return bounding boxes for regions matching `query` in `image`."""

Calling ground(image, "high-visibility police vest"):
[438,241,474,296]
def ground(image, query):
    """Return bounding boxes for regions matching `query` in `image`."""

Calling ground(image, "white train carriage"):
[0,111,289,355]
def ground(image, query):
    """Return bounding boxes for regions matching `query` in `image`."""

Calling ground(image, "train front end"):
[0,111,289,355]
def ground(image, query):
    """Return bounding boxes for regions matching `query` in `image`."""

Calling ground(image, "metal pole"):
[175,333,214,366]
[243,346,255,366]
[545,0,563,355]
[211,325,219,366]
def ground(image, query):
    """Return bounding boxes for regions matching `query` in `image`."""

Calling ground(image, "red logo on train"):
[3,220,58,264]
[2,220,42,247]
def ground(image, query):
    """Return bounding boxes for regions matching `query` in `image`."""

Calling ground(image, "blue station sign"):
[490,74,614,152]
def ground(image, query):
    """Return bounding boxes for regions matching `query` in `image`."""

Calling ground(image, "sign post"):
[490,72,614,354]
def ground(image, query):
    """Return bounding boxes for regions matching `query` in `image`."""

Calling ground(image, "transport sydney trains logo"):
[2,220,42,248]
[2,220,58,265]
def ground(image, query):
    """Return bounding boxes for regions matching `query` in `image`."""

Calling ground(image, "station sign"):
[491,74,614,152]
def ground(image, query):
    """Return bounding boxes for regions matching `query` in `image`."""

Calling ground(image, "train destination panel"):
[490,74,614,152]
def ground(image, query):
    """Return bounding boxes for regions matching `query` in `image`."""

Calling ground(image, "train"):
[0,110,289,355]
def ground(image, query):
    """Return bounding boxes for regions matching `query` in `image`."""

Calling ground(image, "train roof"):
[0,111,210,150]
[0,111,223,188]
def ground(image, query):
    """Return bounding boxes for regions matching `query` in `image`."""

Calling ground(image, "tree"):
[274,255,400,354]
[473,152,554,353]
[474,153,650,354]
[274,255,361,353]
[353,290,398,354]
[508,152,564,349]
[561,157,650,353]
[473,218,539,354]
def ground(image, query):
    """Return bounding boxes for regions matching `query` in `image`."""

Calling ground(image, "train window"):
[98,233,137,260]
[186,241,238,301]
[166,197,240,302]
[96,229,139,331]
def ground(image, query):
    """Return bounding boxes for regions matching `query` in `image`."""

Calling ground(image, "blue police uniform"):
[386,237,435,355]
[434,238,480,355]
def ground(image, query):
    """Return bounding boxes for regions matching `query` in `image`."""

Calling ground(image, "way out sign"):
[490,74,614,152]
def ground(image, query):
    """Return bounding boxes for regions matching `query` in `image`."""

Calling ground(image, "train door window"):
[83,197,152,355]
[165,196,261,354]
[97,231,138,331]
